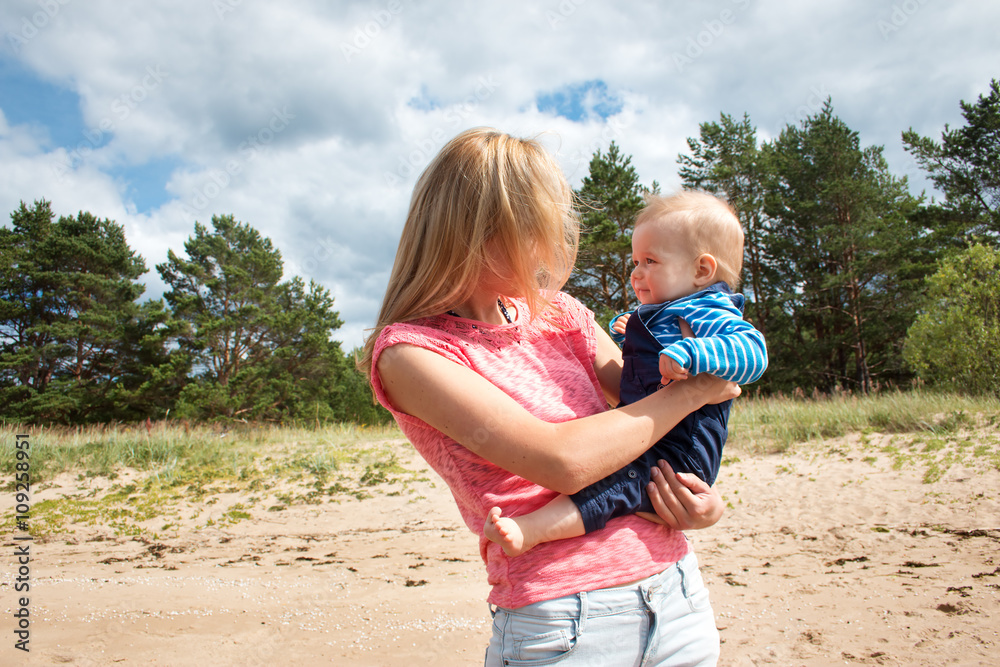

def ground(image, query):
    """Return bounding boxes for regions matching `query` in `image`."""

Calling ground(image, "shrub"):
[903,244,1000,396]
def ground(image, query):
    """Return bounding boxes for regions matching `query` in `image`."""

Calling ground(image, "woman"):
[360,127,738,665]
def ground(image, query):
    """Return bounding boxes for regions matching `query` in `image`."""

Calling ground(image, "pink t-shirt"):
[370,292,691,609]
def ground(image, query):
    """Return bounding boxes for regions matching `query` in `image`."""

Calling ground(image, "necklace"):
[497,298,513,323]
[447,298,513,323]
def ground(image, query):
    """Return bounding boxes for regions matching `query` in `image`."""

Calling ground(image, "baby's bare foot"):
[484,507,531,557]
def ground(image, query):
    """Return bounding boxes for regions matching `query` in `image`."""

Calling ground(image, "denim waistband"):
[496,552,697,622]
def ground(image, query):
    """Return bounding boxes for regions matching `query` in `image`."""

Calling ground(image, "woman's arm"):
[594,318,725,530]
[377,342,739,495]
[592,324,624,406]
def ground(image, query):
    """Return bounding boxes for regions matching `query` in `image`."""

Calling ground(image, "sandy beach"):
[3,427,998,666]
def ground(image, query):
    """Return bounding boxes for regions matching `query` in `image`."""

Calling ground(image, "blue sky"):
[1,0,997,349]
[537,80,624,121]
[1,57,82,145]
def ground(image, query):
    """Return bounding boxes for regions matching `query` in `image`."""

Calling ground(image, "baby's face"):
[629,221,699,305]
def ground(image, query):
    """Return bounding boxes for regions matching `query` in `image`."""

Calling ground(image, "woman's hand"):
[646,460,724,530]
[678,371,741,407]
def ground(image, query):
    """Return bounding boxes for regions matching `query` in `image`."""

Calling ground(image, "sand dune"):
[4,429,998,666]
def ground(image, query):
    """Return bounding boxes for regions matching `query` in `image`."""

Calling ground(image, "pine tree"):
[565,142,657,325]
[765,101,923,392]
[903,78,1000,241]
[0,200,166,422]
[678,112,774,336]
[158,215,349,422]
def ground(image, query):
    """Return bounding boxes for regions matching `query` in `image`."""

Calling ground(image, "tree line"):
[0,208,387,425]
[2,81,997,424]
[566,81,999,396]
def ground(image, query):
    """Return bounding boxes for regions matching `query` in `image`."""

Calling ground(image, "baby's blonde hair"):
[359,127,579,377]
[635,191,744,290]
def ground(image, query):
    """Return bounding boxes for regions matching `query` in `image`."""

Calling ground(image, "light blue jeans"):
[484,552,719,667]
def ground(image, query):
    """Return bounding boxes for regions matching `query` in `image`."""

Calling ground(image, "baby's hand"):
[659,353,689,383]
[612,314,630,335]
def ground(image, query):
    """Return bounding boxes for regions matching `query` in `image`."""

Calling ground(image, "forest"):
[2,82,997,425]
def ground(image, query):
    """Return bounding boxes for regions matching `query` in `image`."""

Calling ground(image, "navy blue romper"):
[570,290,739,534]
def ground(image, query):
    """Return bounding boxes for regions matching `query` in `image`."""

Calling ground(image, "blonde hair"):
[358,127,579,377]
[635,190,744,290]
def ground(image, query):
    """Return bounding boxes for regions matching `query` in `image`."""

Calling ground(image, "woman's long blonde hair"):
[358,127,579,377]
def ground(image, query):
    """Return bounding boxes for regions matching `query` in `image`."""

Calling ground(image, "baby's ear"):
[694,254,718,286]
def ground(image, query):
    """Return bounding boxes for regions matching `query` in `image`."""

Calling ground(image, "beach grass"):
[3,390,998,485]
[3,390,998,538]
[726,390,1000,489]
[728,389,1000,455]
[0,422,412,537]
[1,421,404,486]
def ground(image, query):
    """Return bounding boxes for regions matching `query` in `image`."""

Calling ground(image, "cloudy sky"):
[1,0,996,349]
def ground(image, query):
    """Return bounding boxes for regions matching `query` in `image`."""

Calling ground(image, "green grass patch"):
[3,390,998,538]
[0,422,403,487]
[729,389,1000,454]
[727,390,1000,485]
[0,421,411,537]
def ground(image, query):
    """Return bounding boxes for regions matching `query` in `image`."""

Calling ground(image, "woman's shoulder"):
[373,292,596,359]
[376,316,439,342]
[534,291,594,332]
[374,316,467,361]
[550,290,587,313]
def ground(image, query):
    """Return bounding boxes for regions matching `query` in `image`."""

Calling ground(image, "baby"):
[485,190,767,556]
